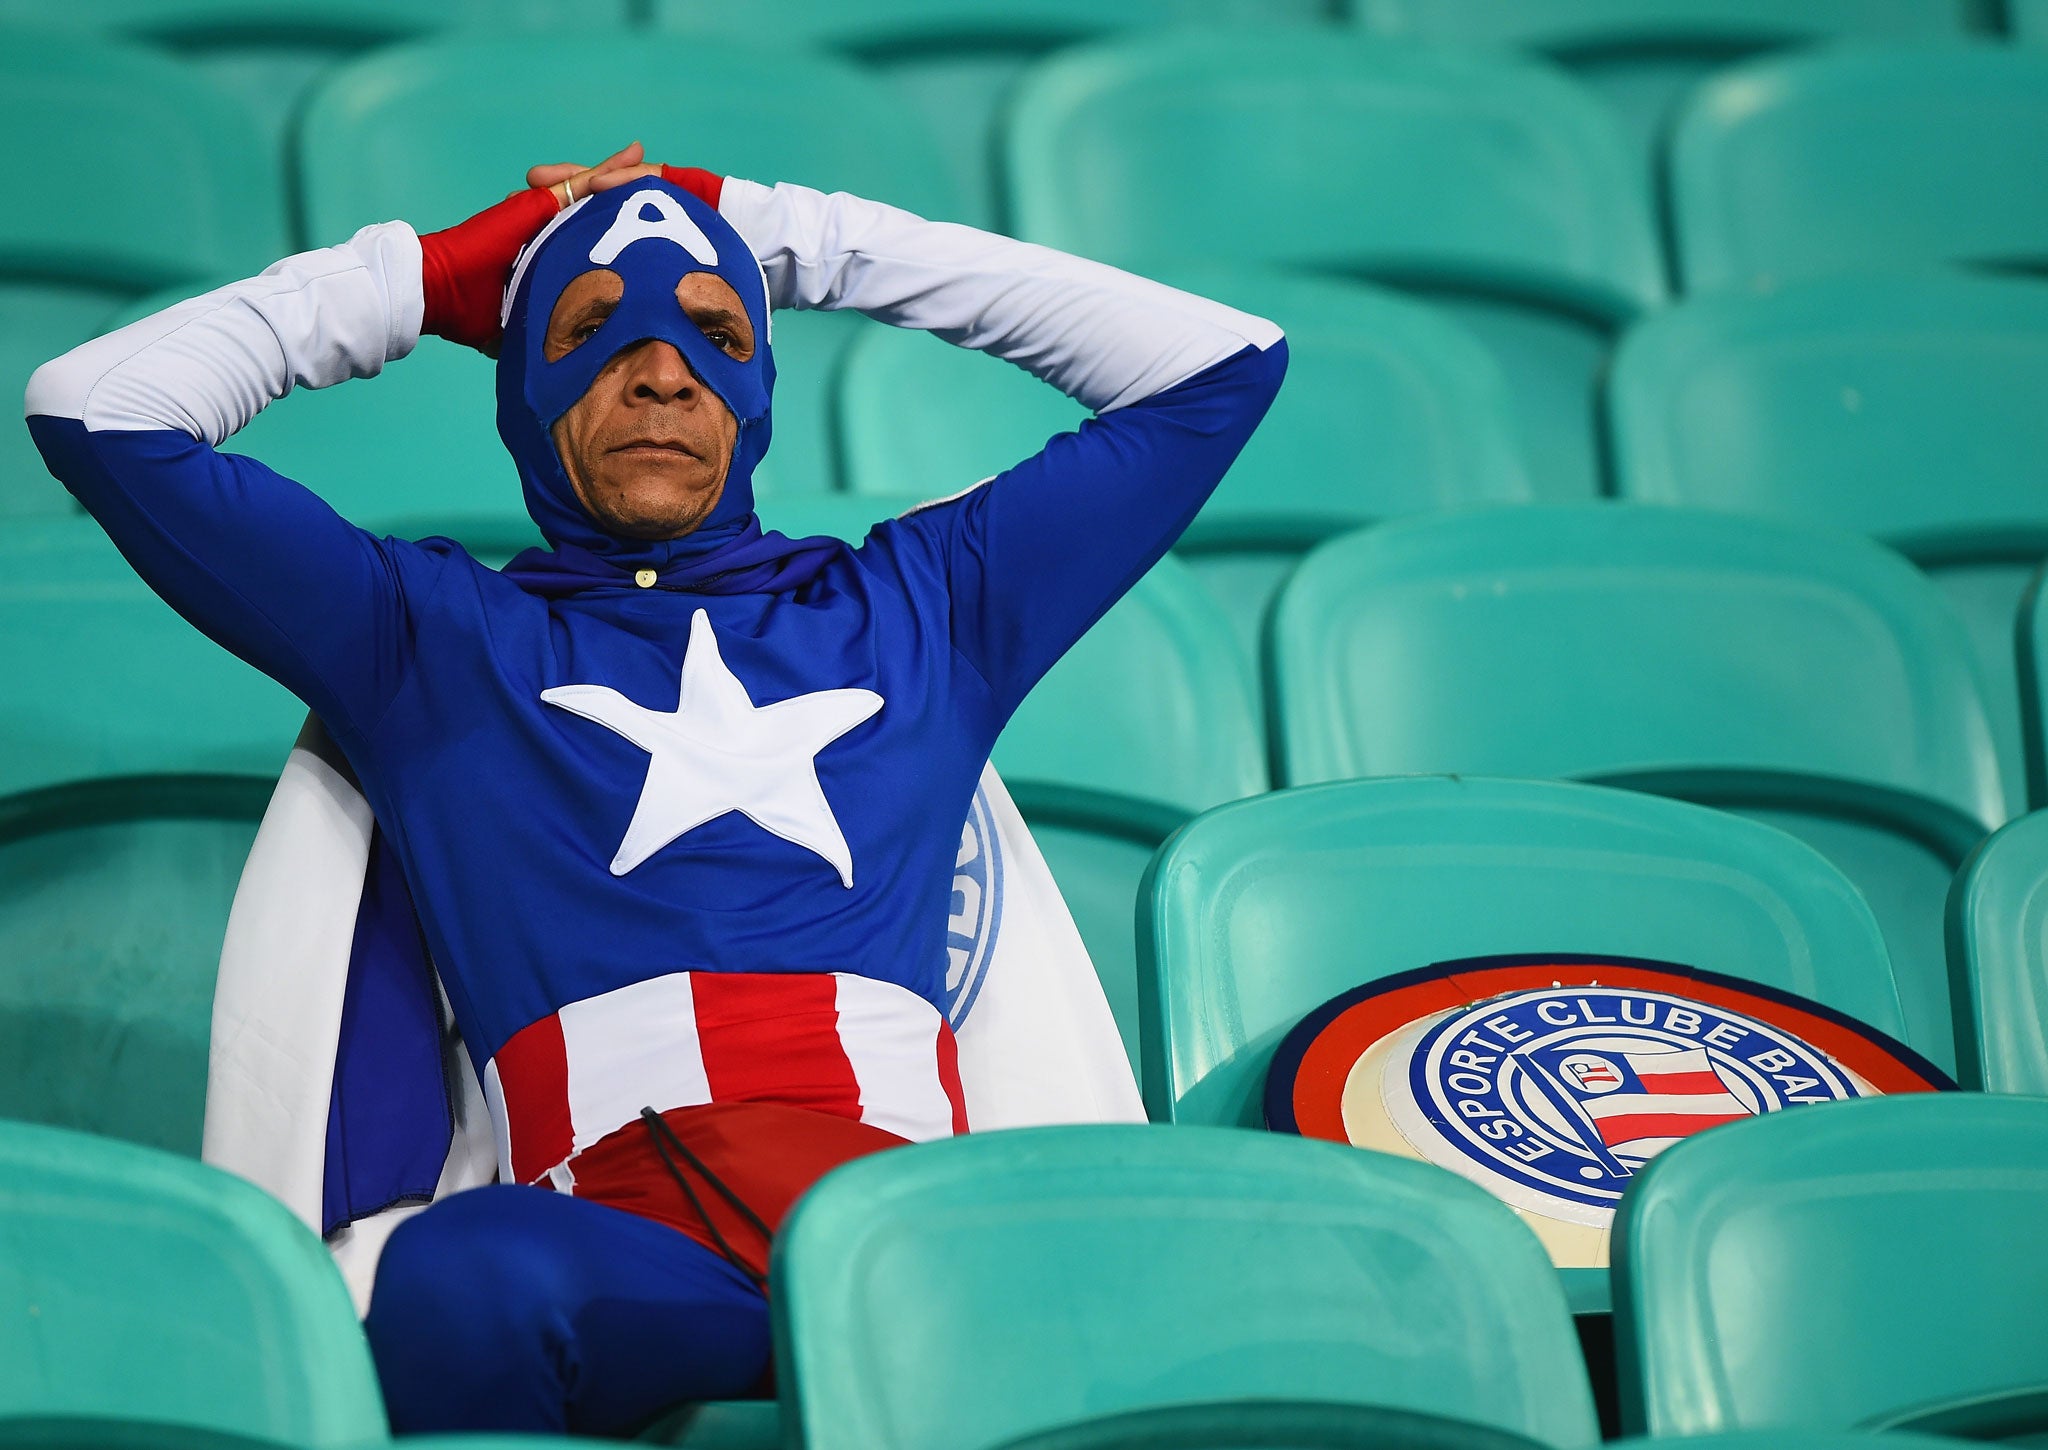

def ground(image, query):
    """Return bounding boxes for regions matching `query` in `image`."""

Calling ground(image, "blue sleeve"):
[901,340,1286,718]
[27,415,441,740]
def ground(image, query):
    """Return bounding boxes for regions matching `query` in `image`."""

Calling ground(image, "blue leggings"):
[363,1184,772,1435]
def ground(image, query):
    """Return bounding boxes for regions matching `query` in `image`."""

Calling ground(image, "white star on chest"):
[541,609,883,885]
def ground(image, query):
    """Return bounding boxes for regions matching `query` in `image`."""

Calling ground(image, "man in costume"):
[25,142,1286,1432]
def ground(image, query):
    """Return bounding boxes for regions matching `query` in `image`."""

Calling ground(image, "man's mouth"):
[610,439,698,460]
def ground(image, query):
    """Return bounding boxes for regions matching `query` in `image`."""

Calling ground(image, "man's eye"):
[573,319,603,341]
[705,329,737,354]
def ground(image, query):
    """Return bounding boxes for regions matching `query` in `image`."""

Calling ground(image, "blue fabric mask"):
[496,179,837,593]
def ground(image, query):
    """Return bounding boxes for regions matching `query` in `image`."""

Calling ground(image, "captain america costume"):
[26,171,1285,1431]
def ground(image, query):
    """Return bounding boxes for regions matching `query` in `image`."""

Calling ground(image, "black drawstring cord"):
[638,1106,772,1288]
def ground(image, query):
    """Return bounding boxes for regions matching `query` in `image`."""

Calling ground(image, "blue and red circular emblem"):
[1267,955,1951,1264]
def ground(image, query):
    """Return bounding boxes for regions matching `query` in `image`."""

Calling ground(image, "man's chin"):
[580,481,726,542]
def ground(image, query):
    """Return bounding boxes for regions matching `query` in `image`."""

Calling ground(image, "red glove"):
[418,186,560,354]
[660,165,724,209]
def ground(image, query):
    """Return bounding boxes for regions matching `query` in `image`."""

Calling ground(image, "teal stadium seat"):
[111,282,540,557]
[774,1124,1601,1450]
[1005,28,1662,498]
[0,1,621,197]
[2019,0,2048,40]
[1946,809,2048,1095]
[1,27,285,518]
[1351,0,1973,170]
[765,497,1260,1071]
[0,1119,385,1443]
[0,518,303,794]
[1608,271,2048,814]
[1668,42,2048,292]
[299,33,968,498]
[836,265,1532,661]
[1269,505,2006,1072]
[0,775,267,1155]
[651,0,1325,229]
[1139,774,1899,1305]
[1613,1094,2048,1435]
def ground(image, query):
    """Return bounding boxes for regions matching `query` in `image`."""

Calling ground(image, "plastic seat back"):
[0,519,304,794]
[299,33,964,495]
[652,0,1323,227]
[2,28,285,516]
[0,1119,384,1443]
[1268,505,2003,1068]
[0,3,622,196]
[0,776,268,1155]
[1353,1,1972,164]
[1007,30,1657,499]
[1946,808,2048,1095]
[1613,1094,2048,1433]
[1669,42,2048,292]
[1141,776,1895,1130]
[1609,272,2048,810]
[838,266,1532,654]
[776,1124,1600,1450]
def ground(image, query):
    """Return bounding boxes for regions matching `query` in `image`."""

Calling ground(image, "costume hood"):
[495,179,836,594]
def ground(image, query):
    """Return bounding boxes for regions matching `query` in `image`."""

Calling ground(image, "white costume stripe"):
[558,972,712,1153]
[832,972,956,1142]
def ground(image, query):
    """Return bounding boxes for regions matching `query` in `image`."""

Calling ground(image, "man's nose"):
[624,339,701,404]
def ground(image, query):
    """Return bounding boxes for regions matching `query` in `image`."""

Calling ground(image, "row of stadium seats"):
[1,962,2042,1449]
[10,504,2048,1152]
[1,0,2034,219]
[7,22,2048,501]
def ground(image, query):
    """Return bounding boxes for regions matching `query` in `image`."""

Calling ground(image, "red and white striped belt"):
[482,969,966,1187]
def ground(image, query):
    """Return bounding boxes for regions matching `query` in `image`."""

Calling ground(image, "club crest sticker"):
[1267,956,1952,1266]
[940,783,1004,1030]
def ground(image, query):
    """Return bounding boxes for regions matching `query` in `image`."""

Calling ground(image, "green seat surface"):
[0,27,285,287]
[1352,1,1973,168]
[0,776,267,1155]
[652,0,1323,228]
[1668,42,2048,292]
[0,4,625,205]
[0,1119,384,1443]
[1613,1094,2048,1434]
[836,265,1532,659]
[298,32,966,495]
[1608,270,2048,810]
[1140,776,1895,1131]
[4,26,286,517]
[0,518,304,795]
[1005,28,1660,497]
[775,1124,1599,1450]
[1268,505,2004,1069]
[1946,808,2048,1094]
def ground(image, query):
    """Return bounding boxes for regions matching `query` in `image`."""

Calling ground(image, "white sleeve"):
[25,222,425,443]
[716,177,1282,415]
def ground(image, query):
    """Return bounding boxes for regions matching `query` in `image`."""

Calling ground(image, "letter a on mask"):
[588,188,719,268]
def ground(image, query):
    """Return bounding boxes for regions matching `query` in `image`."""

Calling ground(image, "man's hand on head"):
[419,142,656,356]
